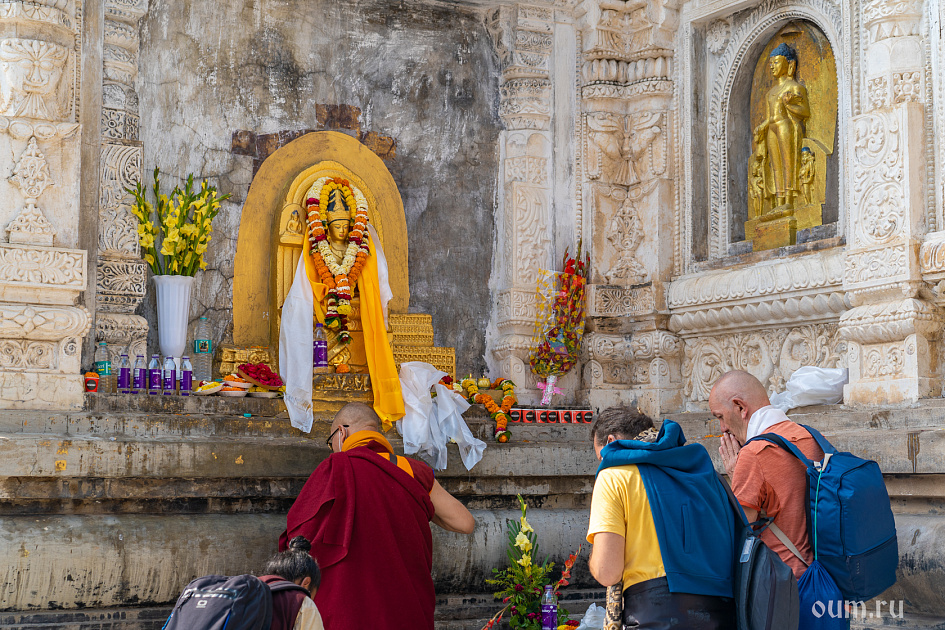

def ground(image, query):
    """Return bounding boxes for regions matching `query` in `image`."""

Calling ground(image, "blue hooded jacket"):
[597,420,736,598]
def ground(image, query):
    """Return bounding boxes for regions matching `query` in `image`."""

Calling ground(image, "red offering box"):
[510,409,593,423]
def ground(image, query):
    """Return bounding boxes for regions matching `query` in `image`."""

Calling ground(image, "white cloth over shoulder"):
[279,255,315,433]
[746,405,791,441]
[397,361,486,470]
[293,597,325,630]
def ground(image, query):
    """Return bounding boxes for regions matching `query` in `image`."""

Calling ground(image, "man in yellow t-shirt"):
[587,406,737,629]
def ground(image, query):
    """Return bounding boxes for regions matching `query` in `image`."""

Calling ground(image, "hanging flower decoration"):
[529,242,590,405]
[462,376,515,443]
[305,176,371,344]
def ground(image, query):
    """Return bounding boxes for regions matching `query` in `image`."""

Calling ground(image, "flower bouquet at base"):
[482,495,581,630]
[126,168,231,276]
[461,376,516,442]
[529,245,590,406]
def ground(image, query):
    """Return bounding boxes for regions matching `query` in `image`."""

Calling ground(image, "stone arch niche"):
[233,131,408,358]
[703,0,847,263]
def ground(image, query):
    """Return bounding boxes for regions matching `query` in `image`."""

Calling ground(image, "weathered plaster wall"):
[136,0,500,374]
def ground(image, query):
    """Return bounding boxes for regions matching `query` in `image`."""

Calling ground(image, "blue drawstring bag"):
[798,561,849,630]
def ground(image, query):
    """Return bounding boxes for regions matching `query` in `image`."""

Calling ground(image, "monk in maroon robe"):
[280,402,475,630]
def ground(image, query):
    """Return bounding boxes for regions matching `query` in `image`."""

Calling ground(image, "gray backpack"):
[718,475,800,630]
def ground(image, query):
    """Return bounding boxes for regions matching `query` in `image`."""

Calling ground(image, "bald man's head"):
[708,370,770,444]
[332,402,381,434]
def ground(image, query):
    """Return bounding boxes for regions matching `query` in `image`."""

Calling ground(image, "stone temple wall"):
[135,0,501,376]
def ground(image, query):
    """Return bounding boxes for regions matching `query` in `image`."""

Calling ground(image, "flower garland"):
[305,176,371,343]
[462,377,515,443]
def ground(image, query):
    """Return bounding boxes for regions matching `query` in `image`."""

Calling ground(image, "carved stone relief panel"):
[98,142,141,255]
[0,38,71,120]
[682,324,843,402]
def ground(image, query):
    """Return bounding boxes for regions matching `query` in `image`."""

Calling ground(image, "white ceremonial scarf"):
[278,225,394,433]
[746,405,792,441]
[280,254,315,433]
[367,223,393,324]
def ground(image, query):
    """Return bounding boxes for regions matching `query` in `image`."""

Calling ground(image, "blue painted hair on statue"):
[769,42,798,62]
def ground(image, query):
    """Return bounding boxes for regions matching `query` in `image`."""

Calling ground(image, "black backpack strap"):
[268,580,310,596]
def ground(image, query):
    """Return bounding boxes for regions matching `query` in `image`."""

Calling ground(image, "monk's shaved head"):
[333,402,381,433]
[708,370,770,445]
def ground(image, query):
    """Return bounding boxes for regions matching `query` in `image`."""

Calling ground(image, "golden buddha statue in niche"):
[745,24,838,251]
[320,189,365,369]
[752,43,810,213]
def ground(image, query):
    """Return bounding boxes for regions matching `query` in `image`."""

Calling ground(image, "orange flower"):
[335,363,351,374]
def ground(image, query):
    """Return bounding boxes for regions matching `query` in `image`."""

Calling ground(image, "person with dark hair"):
[259,535,324,630]
[586,405,737,629]
[279,402,475,629]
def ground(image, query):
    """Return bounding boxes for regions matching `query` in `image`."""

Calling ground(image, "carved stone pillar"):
[840,102,940,404]
[93,0,149,362]
[487,5,555,404]
[576,0,682,414]
[0,1,91,408]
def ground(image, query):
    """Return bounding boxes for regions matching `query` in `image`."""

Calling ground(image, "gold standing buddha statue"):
[752,42,811,216]
[321,190,363,369]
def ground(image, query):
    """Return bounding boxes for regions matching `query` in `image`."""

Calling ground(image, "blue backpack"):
[749,425,899,600]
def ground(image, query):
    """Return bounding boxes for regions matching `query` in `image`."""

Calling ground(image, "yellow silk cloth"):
[342,430,415,478]
[302,238,404,431]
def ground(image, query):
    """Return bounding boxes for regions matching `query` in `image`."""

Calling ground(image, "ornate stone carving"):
[706,20,731,55]
[94,312,148,358]
[585,330,681,388]
[0,244,84,290]
[0,38,70,120]
[0,304,90,340]
[867,76,889,110]
[682,324,842,401]
[95,258,146,312]
[496,289,539,332]
[590,284,656,317]
[7,137,55,245]
[892,71,920,103]
[605,196,646,284]
[98,143,142,255]
[852,113,907,246]
[838,298,942,345]
[862,0,922,43]
[586,112,666,186]
[0,339,57,369]
[844,244,909,285]
[668,250,843,309]
[0,117,79,140]
[0,1,74,30]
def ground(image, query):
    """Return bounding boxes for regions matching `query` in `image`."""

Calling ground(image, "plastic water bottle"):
[162,356,176,395]
[540,585,557,630]
[148,354,162,395]
[94,342,112,393]
[180,356,193,396]
[117,354,131,394]
[192,317,213,383]
[313,323,328,370]
[132,355,146,394]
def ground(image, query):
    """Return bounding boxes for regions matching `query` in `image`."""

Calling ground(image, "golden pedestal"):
[747,214,797,251]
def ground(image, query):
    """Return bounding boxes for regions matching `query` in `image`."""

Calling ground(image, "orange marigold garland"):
[461,376,515,442]
[305,176,371,344]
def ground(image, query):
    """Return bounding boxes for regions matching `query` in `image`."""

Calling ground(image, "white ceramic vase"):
[154,275,195,360]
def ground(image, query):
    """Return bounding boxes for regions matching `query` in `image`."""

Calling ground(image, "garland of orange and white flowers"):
[461,377,515,443]
[305,176,371,343]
